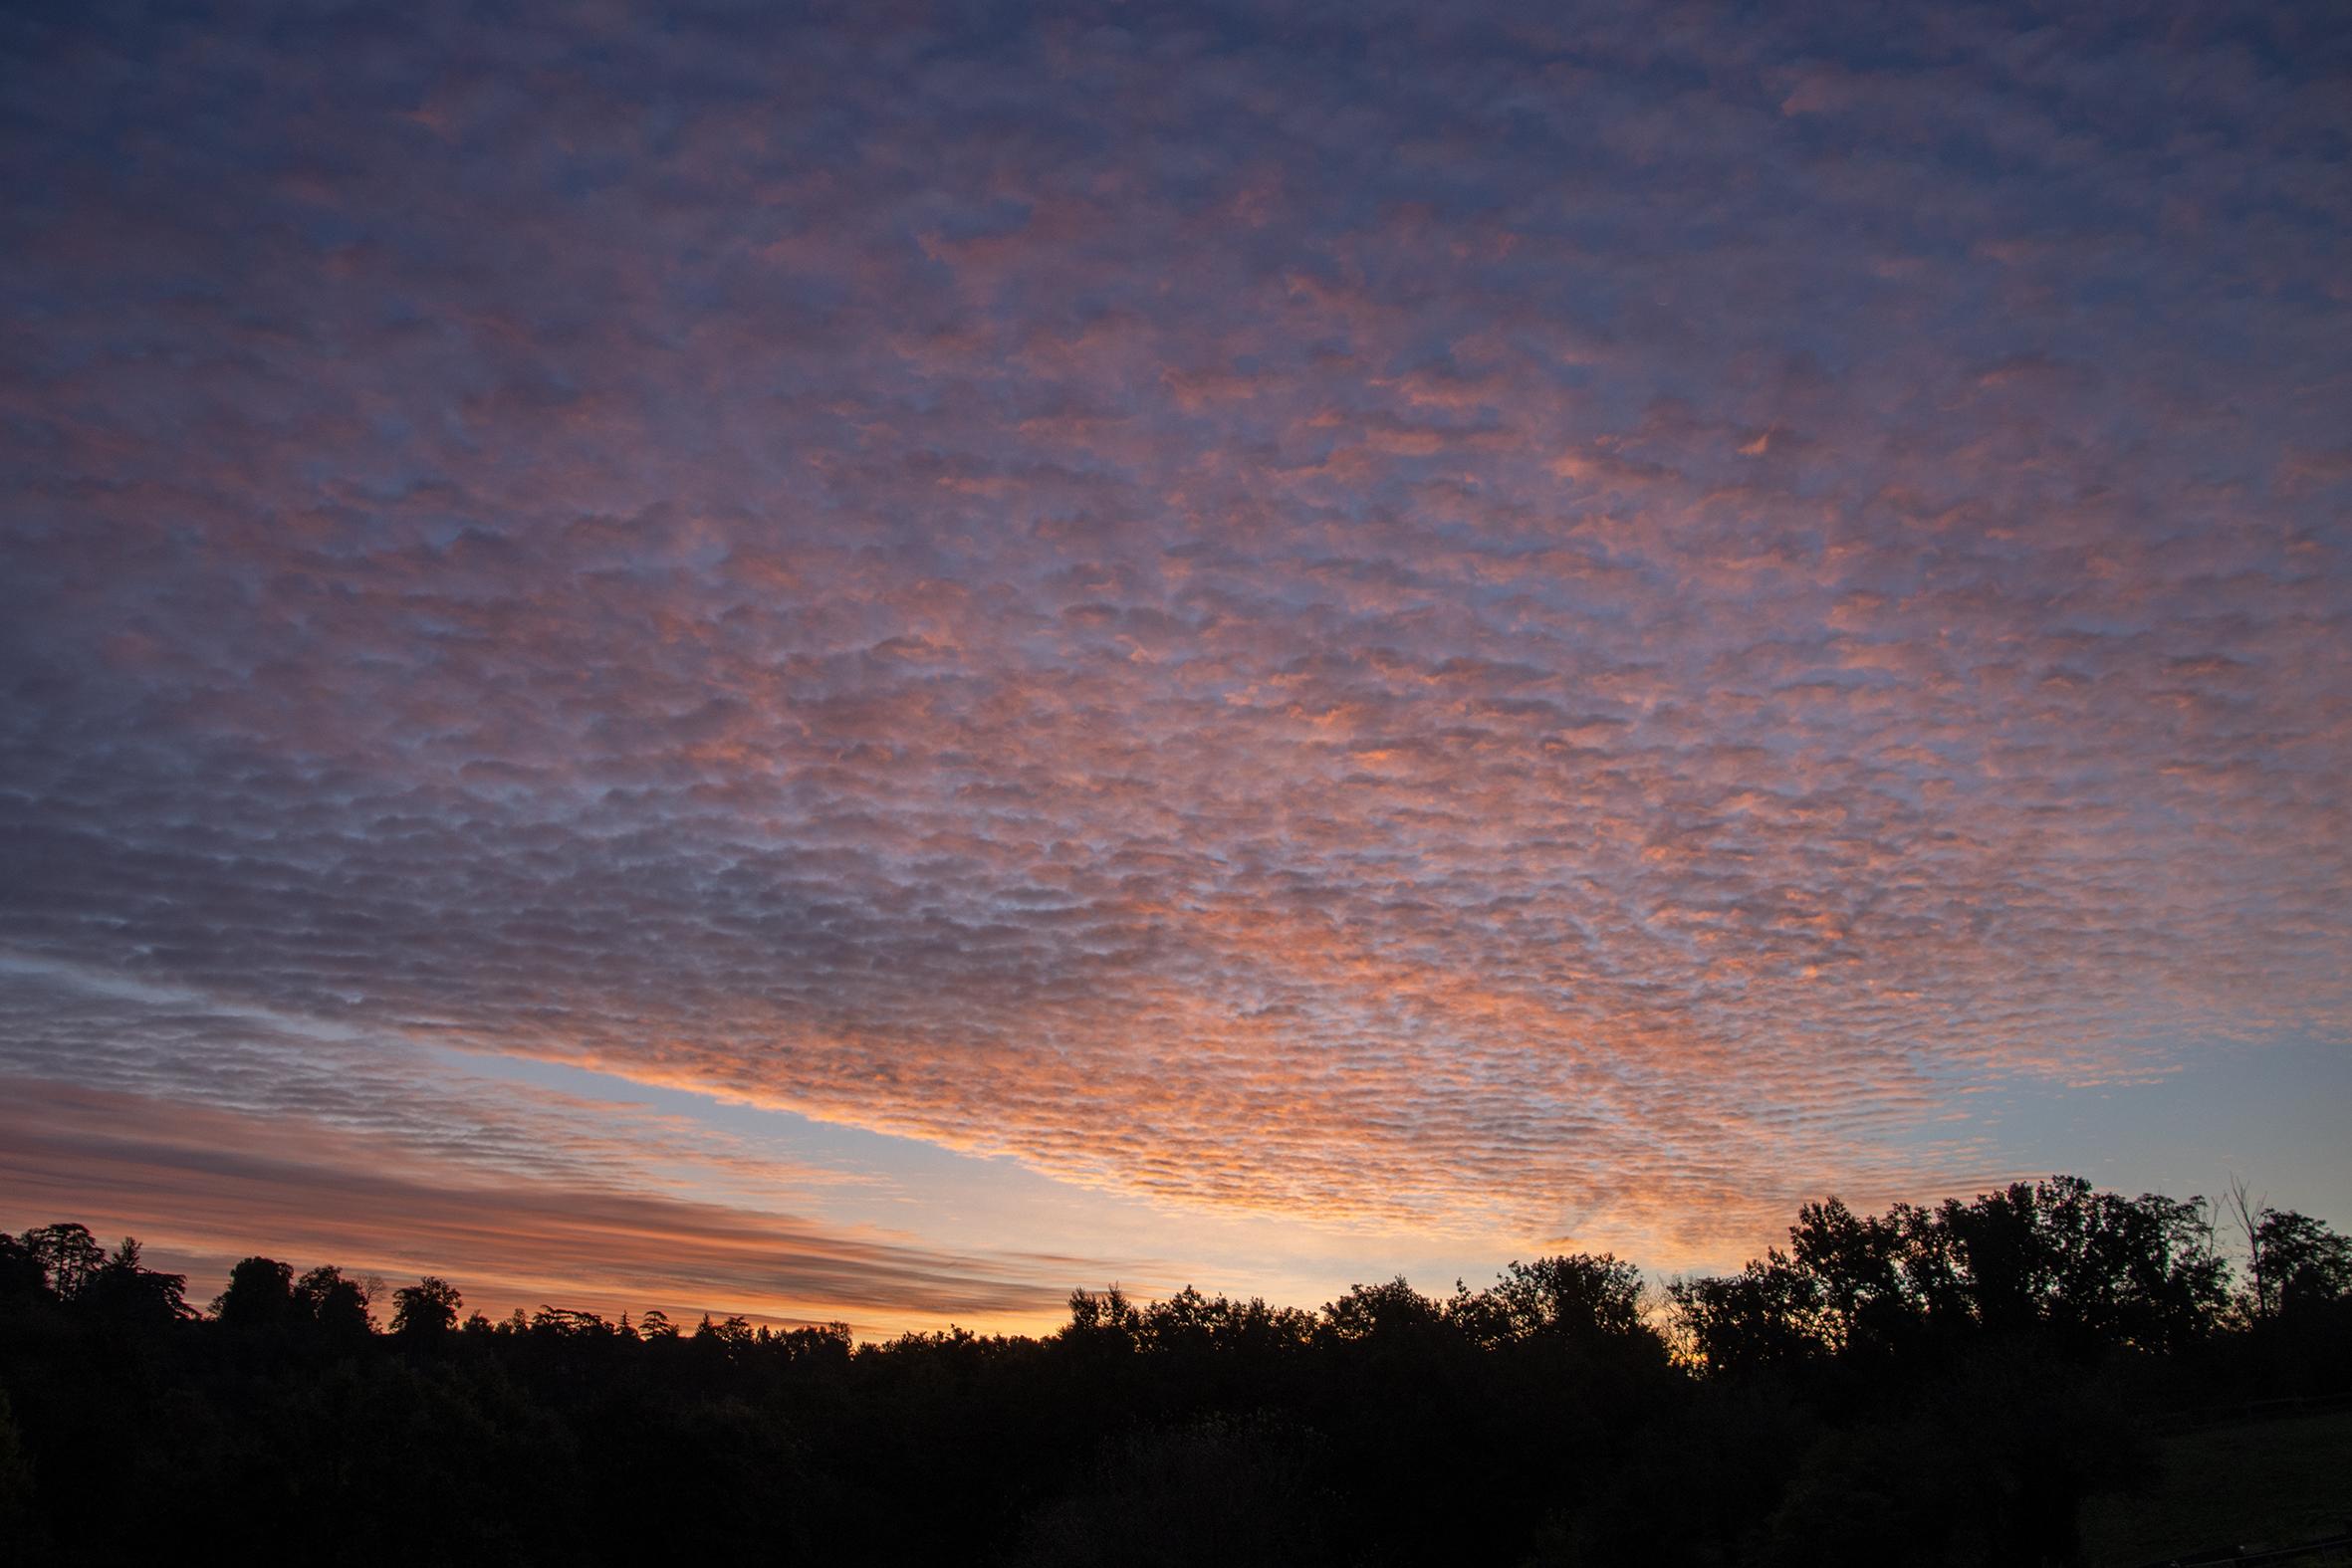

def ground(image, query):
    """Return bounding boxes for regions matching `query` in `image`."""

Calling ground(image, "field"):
[2081,1408,2352,1568]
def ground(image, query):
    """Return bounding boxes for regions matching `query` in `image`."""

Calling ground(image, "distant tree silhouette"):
[1788,1197,1912,1358]
[1669,1249,1824,1372]
[1316,1276,1445,1344]
[293,1264,372,1337]
[0,1232,47,1304]
[388,1276,461,1340]
[76,1238,189,1329]
[1470,1252,1648,1345]
[1062,1284,1144,1348]
[213,1256,296,1328]
[0,1178,2341,1567]
[1673,1177,2231,1372]
[2249,1209,2352,1320]
[1926,1178,2224,1353]
[19,1223,105,1301]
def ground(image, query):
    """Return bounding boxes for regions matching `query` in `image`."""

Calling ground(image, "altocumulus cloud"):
[1,0,2347,1277]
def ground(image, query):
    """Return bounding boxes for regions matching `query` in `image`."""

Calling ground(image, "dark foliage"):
[0,1178,2343,1567]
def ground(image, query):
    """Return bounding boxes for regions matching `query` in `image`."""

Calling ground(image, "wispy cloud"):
[0,1077,1088,1330]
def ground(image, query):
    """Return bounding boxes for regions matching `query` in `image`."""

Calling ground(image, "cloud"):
[0,959,1103,1330]
[1,0,2345,1279]
[0,1078,1086,1331]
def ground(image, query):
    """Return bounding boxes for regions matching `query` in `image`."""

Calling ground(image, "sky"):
[2,0,2347,1337]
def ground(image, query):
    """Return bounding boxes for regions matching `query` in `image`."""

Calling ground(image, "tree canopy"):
[0,1177,2343,1567]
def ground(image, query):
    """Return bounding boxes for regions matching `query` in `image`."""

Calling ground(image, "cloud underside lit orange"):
[0,1078,1084,1334]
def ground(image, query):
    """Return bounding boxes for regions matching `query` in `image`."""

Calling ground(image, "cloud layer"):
[3,1,2347,1282]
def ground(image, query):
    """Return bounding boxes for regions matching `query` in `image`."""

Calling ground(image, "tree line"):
[2,1175,2346,1566]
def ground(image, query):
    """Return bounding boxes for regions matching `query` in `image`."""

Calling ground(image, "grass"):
[2080,1407,2352,1568]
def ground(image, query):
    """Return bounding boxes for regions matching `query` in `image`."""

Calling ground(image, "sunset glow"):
[3,1,2347,1335]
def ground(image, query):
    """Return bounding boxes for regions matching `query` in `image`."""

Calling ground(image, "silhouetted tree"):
[1472,1252,1648,1345]
[692,1312,754,1350]
[1061,1285,1143,1350]
[0,1178,2327,1567]
[528,1305,624,1346]
[389,1276,462,1341]
[294,1264,372,1337]
[1316,1276,1445,1345]
[213,1256,296,1328]
[1929,1178,2224,1353]
[75,1238,189,1329]
[1788,1197,1915,1359]
[0,1232,49,1305]
[2249,1209,2352,1320]
[20,1223,105,1301]
[1674,1178,2231,1374]
[1670,1249,1824,1372]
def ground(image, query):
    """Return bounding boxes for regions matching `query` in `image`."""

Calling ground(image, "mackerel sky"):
[3,1,2348,1334]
